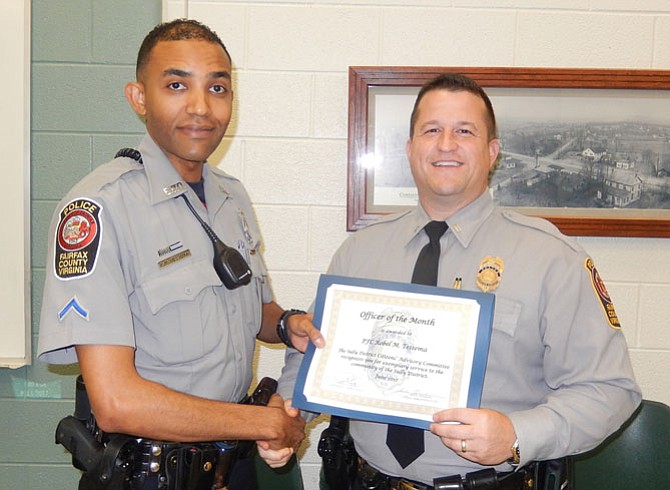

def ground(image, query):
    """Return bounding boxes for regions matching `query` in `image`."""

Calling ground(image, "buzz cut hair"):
[409,73,498,140]
[135,18,231,78]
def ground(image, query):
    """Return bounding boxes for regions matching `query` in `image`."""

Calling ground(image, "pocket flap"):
[139,258,221,314]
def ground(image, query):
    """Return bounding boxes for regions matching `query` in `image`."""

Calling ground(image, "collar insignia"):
[163,182,185,196]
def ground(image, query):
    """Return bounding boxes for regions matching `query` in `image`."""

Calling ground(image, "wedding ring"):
[461,439,467,453]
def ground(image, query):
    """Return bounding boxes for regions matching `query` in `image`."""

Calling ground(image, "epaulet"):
[72,156,142,194]
[208,163,242,183]
[361,210,413,230]
[500,208,582,253]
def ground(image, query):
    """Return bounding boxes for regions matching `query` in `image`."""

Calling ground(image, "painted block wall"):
[1,0,668,488]
[0,1,161,488]
[165,1,670,488]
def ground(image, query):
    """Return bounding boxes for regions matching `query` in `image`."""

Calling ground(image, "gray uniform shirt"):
[280,191,641,483]
[38,134,273,403]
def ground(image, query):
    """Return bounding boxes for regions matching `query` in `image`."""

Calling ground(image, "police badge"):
[476,256,504,293]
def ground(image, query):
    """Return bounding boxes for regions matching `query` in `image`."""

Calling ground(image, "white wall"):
[166,1,670,487]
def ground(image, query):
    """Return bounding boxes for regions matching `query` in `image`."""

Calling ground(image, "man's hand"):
[287,312,324,353]
[257,446,294,469]
[429,408,517,465]
[257,395,305,468]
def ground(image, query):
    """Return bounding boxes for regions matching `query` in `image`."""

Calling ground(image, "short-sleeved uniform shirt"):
[279,191,641,484]
[38,134,272,403]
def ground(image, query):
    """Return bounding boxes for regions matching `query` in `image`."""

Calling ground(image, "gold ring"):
[461,439,467,453]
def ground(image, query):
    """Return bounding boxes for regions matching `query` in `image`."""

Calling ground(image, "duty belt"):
[357,459,535,490]
[128,439,237,489]
[58,376,279,490]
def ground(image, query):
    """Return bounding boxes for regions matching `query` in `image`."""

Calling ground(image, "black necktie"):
[386,220,448,468]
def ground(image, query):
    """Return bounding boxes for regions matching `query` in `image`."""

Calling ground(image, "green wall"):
[0,1,160,487]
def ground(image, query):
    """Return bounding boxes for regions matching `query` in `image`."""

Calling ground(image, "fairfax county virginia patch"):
[585,257,621,329]
[54,198,103,280]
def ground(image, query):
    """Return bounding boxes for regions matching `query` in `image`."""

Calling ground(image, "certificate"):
[291,274,495,429]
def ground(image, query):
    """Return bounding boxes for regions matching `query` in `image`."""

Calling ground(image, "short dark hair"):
[136,19,231,78]
[409,73,497,140]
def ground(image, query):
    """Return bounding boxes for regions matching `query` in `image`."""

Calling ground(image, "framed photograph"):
[348,66,670,237]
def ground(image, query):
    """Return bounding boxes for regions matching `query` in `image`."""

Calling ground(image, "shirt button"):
[185,287,192,295]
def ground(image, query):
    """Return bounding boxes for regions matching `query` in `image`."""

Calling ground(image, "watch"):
[276,309,307,349]
[508,438,521,467]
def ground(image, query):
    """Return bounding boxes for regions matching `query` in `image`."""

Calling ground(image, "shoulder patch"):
[54,198,103,280]
[501,210,582,253]
[584,257,620,329]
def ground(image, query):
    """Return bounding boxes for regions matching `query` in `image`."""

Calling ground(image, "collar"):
[137,134,188,205]
[403,206,436,247]
[136,133,230,208]
[403,191,495,249]
[446,191,495,248]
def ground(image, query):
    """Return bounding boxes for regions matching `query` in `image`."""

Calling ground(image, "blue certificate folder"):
[291,274,495,430]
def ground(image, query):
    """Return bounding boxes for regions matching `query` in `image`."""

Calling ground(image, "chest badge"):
[238,209,254,246]
[476,256,504,293]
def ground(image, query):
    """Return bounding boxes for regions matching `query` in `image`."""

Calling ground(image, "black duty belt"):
[59,376,278,490]
[357,458,535,490]
[127,439,240,490]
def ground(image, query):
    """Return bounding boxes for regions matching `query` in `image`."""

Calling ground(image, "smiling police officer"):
[279,73,641,490]
[38,19,323,490]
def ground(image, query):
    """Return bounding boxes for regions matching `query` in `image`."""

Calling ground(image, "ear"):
[125,82,146,117]
[488,138,500,169]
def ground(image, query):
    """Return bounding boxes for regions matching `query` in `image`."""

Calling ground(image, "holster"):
[318,414,572,490]
[55,375,137,489]
[534,457,572,490]
[56,376,278,490]
[318,416,358,490]
[432,458,572,490]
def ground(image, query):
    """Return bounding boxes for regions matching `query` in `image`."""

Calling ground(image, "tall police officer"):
[38,19,323,490]
[278,73,641,490]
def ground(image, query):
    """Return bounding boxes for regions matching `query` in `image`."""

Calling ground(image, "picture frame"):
[347,66,670,237]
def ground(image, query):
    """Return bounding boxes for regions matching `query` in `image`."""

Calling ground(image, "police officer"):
[38,19,323,490]
[278,73,641,489]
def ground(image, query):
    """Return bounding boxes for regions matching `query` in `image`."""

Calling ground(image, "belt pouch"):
[433,474,465,490]
[464,469,498,489]
[165,444,217,490]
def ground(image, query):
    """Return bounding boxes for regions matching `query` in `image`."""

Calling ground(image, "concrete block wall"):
[166,1,670,487]
[2,0,668,488]
[0,1,161,487]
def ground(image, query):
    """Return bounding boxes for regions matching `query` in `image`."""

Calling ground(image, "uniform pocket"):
[139,257,221,315]
[132,258,224,365]
[492,296,522,337]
